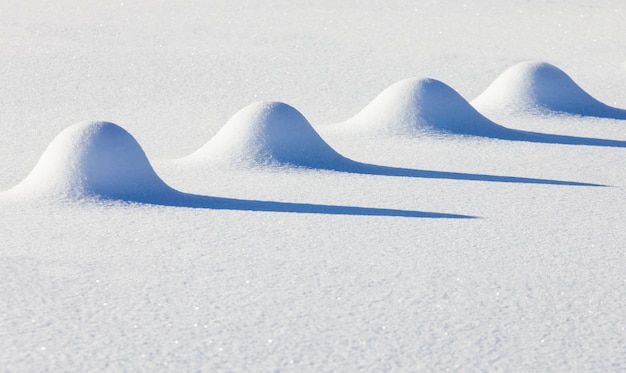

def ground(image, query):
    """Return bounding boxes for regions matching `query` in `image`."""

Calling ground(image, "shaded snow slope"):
[4,121,179,203]
[340,78,511,137]
[472,61,626,118]
[181,101,352,169]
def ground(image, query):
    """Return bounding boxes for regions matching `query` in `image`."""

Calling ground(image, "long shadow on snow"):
[336,161,603,186]
[303,155,603,186]
[142,191,476,219]
[476,126,626,148]
[327,127,618,186]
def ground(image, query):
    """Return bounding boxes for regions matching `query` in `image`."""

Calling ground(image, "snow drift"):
[5,121,179,203]
[472,61,626,118]
[181,101,352,169]
[341,78,511,137]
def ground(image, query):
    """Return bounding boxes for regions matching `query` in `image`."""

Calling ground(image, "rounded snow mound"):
[472,61,626,118]
[182,101,350,169]
[342,78,509,137]
[6,121,177,202]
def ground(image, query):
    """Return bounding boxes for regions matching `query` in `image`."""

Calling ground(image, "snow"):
[337,77,512,137]
[1,1,626,371]
[332,75,626,147]
[472,61,626,119]
[180,101,350,170]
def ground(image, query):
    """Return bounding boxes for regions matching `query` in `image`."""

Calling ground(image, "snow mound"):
[342,78,510,137]
[182,101,350,169]
[5,121,178,202]
[472,61,626,118]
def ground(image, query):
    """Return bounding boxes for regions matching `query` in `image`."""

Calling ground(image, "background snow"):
[1,0,626,371]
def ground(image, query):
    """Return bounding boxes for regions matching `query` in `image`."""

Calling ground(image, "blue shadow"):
[139,191,476,219]
[493,128,626,147]
[453,122,626,148]
[293,156,604,187]
[336,161,604,187]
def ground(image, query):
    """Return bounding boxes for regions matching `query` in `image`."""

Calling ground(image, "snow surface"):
[2,1,626,371]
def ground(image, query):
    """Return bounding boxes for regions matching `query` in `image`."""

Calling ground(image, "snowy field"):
[1,1,626,371]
